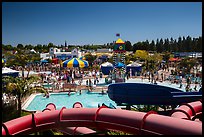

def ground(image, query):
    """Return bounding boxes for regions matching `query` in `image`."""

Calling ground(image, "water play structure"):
[2,100,202,135]
[112,36,126,83]
[108,83,202,106]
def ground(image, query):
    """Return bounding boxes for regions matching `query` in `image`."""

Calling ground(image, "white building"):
[40,53,51,60]
[96,48,113,53]
[40,48,82,60]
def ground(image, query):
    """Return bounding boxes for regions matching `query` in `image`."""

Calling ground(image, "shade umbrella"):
[41,59,48,63]
[52,58,59,64]
[127,62,142,67]
[61,57,89,68]
[100,62,114,75]
[114,62,125,68]
[79,56,86,60]
[2,67,19,77]
[169,57,178,62]
[2,59,6,64]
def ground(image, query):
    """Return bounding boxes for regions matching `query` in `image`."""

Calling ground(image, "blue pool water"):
[26,91,117,111]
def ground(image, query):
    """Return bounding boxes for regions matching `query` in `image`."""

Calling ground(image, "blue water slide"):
[108,83,202,105]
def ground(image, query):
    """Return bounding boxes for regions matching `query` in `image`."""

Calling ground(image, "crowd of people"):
[125,63,202,92]
[8,59,202,96]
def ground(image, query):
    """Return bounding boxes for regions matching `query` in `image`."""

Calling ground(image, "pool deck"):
[22,93,39,111]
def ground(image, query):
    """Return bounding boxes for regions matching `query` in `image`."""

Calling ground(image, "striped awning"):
[61,57,89,68]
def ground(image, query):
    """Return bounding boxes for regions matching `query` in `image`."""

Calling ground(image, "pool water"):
[26,91,117,111]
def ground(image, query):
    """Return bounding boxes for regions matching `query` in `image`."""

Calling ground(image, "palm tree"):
[143,53,162,73]
[2,75,47,117]
[4,49,39,79]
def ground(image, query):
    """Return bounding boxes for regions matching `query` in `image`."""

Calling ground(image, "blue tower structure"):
[112,36,126,82]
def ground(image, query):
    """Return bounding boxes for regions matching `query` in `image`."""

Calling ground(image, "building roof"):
[116,38,125,44]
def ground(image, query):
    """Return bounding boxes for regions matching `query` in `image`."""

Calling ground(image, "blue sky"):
[2,2,202,46]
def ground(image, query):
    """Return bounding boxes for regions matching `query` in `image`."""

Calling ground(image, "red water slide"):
[42,102,97,135]
[170,100,202,122]
[2,102,202,135]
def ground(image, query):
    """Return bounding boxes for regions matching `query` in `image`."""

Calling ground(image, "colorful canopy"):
[52,58,59,64]
[41,60,48,63]
[2,59,6,63]
[79,56,86,60]
[114,62,125,68]
[127,62,142,67]
[169,57,181,62]
[2,67,19,77]
[116,38,125,44]
[61,58,89,68]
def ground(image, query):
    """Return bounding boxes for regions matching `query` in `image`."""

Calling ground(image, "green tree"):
[144,53,162,72]
[149,40,156,52]
[133,42,144,52]
[179,57,197,75]
[169,37,174,52]
[185,36,192,52]
[2,75,47,117]
[17,44,24,49]
[125,41,132,51]
[84,53,97,67]
[159,38,164,52]
[30,53,42,63]
[156,39,163,53]
[25,44,34,50]
[172,39,178,52]
[196,37,202,52]
[163,38,170,52]
[48,43,55,49]
[144,40,150,51]
[125,54,131,64]
[34,44,43,53]
[177,36,182,52]
[4,49,35,78]
[162,52,171,63]
[42,44,49,52]
[2,44,13,51]
[134,50,148,61]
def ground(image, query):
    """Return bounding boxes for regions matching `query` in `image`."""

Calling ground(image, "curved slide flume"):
[2,102,202,135]
[41,102,97,135]
[58,102,97,135]
[170,100,202,121]
[108,83,202,105]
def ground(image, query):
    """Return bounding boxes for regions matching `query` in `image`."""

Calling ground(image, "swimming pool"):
[25,78,200,111]
[24,91,117,111]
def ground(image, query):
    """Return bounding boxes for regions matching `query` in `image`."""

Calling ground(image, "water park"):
[2,37,202,135]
